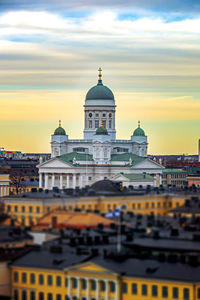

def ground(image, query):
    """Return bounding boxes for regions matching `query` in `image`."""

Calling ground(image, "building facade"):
[38,69,163,189]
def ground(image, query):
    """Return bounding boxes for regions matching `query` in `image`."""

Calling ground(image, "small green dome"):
[133,121,145,136]
[96,123,108,135]
[54,121,66,135]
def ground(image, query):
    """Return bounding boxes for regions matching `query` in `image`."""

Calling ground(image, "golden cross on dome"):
[59,120,61,128]
[138,120,140,128]
[98,67,102,81]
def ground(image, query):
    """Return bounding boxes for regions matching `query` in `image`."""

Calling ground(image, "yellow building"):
[3,193,187,226]
[11,257,200,300]
[0,174,10,197]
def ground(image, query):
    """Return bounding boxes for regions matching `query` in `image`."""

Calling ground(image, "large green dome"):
[133,121,145,136]
[85,68,115,104]
[54,121,66,135]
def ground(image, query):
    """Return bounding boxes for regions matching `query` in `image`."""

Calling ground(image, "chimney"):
[52,216,57,229]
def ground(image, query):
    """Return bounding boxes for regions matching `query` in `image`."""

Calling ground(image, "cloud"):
[1,0,200,15]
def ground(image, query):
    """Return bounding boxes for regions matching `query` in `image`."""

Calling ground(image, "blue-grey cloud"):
[1,0,200,15]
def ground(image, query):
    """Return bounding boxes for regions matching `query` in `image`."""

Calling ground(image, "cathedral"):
[38,69,163,189]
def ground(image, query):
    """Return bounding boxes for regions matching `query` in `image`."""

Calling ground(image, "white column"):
[44,174,48,189]
[4,186,7,196]
[159,174,162,186]
[115,280,118,300]
[77,277,80,298]
[86,175,89,186]
[39,173,43,188]
[68,276,71,298]
[66,175,69,188]
[0,186,2,197]
[52,174,55,188]
[96,279,99,299]
[79,175,83,188]
[60,174,63,189]
[106,280,109,300]
[73,174,76,189]
[86,279,89,300]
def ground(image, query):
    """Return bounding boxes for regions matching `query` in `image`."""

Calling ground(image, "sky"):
[0,0,200,154]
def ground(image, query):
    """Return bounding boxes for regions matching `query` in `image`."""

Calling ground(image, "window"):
[91,280,96,291]
[103,113,106,117]
[14,289,19,300]
[22,206,25,212]
[56,276,62,287]
[30,273,35,284]
[30,291,35,300]
[48,275,52,286]
[122,282,127,294]
[48,294,53,300]
[95,120,99,128]
[142,284,148,296]
[39,274,44,285]
[14,206,18,212]
[100,281,105,291]
[132,203,135,209]
[152,285,158,297]
[198,288,200,299]
[162,286,168,298]
[65,277,68,287]
[82,279,87,290]
[110,282,115,292]
[184,288,190,300]
[132,283,137,295]
[109,120,112,128]
[36,206,40,213]
[145,203,149,208]
[7,205,11,212]
[22,290,27,300]
[95,113,99,117]
[29,206,32,213]
[138,204,141,209]
[89,120,92,128]
[152,202,155,208]
[22,272,27,283]
[173,287,179,299]
[109,113,112,118]
[102,120,106,128]
[39,292,44,300]
[72,278,77,289]
[14,272,18,282]
[56,295,62,300]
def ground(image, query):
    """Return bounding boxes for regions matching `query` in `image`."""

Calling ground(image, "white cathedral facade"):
[38,69,164,189]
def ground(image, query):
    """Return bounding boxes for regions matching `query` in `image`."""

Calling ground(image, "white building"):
[38,69,164,189]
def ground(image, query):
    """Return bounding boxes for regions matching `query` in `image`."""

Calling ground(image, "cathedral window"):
[95,120,99,128]
[102,120,106,128]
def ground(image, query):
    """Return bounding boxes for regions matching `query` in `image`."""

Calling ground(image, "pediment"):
[133,158,164,170]
[39,157,72,169]
[65,262,115,275]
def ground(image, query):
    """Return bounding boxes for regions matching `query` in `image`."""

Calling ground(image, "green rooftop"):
[58,152,93,165]
[111,153,145,165]
[121,173,153,180]
[163,168,187,174]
